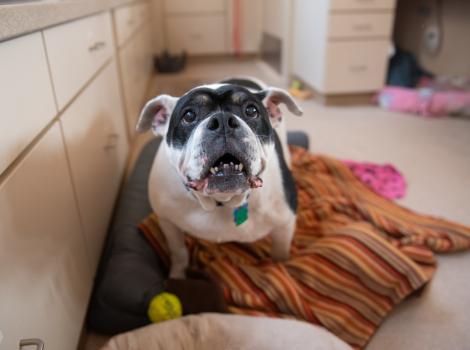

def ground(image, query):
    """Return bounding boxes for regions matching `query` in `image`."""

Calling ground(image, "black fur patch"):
[219,78,264,91]
[273,130,297,213]
[166,85,272,149]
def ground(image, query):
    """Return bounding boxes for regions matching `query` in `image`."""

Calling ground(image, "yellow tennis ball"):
[148,292,182,323]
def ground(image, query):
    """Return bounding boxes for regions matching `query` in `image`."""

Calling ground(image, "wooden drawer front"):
[119,36,141,134]
[60,61,129,271]
[328,12,394,38]
[323,40,389,93]
[114,3,148,47]
[330,0,396,11]
[166,15,226,54]
[0,124,91,350]
[164,0,225,14]
[0,33,56,175]
[44,12,114,110]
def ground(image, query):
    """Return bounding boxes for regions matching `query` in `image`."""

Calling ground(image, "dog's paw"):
[272,250,290,262]
[169,266,186,279]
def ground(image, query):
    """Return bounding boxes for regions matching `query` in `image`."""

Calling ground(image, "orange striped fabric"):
[139,146,470,349]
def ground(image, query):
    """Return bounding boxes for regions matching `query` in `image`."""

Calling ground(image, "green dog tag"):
[233,203,248,226]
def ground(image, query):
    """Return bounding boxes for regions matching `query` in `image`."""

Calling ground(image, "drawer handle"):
[104,133,119,150]
[352,23,372,31]
[88,41,106,52]
[349,64,368,72]
[19,338,44,350]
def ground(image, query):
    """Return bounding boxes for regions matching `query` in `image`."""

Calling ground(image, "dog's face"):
[137,83,302,207]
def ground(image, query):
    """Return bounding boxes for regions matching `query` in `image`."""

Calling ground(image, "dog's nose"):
[207,113,240,131]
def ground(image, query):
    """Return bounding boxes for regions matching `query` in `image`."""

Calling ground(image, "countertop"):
[0,0,146,42]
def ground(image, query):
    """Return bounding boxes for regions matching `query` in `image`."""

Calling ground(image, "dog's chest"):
[173,199,282,243]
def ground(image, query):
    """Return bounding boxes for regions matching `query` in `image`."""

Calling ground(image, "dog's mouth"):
[187,152,263,194]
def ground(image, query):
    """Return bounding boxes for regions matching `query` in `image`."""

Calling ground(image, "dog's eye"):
[182,110,196,124]
[245,105,259,118]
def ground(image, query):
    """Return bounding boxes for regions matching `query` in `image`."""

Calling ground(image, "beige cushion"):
[101,313,352,350]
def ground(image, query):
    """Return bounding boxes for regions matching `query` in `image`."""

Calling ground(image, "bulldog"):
[136,78,303,278]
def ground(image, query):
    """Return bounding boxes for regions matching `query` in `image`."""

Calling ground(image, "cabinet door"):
[0,124,91,350]
[44,12,114,110]
[0,32,56,175]
[60,61,129,272]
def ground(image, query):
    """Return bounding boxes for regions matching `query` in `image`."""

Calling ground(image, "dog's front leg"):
[270,218,296,262]
[158,218,188,278]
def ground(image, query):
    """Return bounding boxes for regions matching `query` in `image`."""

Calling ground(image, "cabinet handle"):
[88,41,106,52]
[104,133,119,150]
[349,64,368,72]
[19,338,44,350]
[352,23,372,32]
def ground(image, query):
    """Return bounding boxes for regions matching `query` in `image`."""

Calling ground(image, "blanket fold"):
[139,147,470,349]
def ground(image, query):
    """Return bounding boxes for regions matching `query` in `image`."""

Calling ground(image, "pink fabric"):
[343,160,407,200]
[376,86,470,117]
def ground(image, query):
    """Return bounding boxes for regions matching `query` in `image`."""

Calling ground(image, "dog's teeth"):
[239,163,244,171]
[234,164,239,170]
[210,167,216,174]
[214,167,218,172]
[230,162,234,166]
[224,163,228,169]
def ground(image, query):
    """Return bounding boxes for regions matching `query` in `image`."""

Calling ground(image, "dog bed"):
[138,146,470,349]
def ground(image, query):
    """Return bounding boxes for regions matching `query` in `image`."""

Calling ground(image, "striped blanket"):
[139,146,470,349]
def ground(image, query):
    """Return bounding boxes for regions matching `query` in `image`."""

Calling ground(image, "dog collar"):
[233,203,249,226]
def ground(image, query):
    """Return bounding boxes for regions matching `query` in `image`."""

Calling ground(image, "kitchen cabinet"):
[292,0,396,97]
[0,2,153,347]
[60,61,129,271]
[115,6,153,138]
[43,12,114,110]
[0,32,56,175]
[0,124,92,350]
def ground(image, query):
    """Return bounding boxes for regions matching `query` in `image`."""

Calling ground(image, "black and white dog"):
[136,78,302,278]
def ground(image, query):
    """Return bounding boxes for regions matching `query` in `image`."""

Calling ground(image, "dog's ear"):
[136,94,178,136]
[256,88,302,128]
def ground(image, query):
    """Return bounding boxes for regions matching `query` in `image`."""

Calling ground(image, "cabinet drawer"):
[114,3,147,47]
[0,123,91,350]
[323,40,389,93]
[330,0,396,11]
[164,0,225,14]
[44,12,114,110]
[60,61,129,271]
[0,32,56,175]
[328,12,394,38]
[166,15,226,54]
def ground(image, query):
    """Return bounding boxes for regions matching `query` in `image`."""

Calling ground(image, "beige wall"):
[394,0,470,76]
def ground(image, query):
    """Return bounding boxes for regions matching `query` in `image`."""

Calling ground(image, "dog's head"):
[137,83,302,209]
